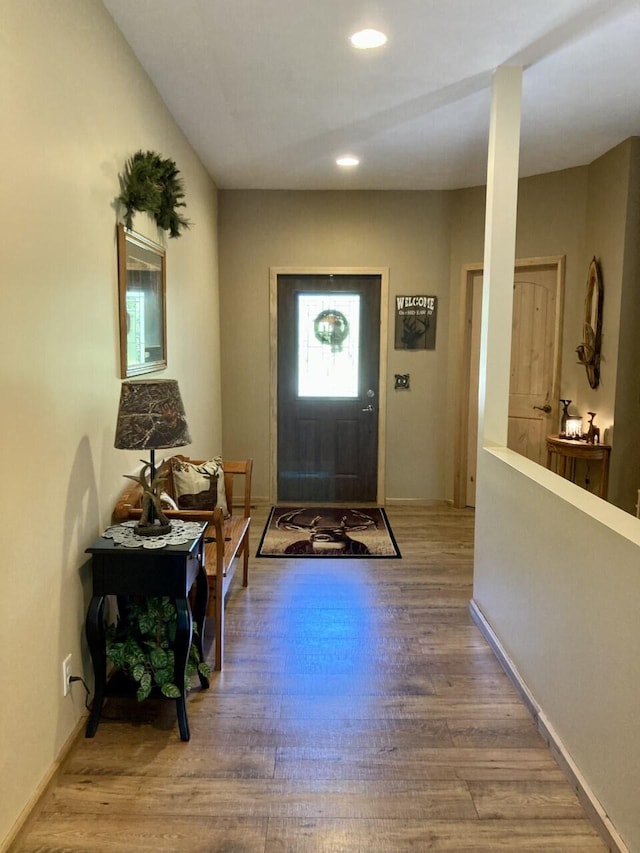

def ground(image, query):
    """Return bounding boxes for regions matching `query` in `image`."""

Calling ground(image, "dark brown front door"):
[277,274,381,502]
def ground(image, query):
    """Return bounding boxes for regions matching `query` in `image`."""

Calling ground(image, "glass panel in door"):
[297,293,360,398]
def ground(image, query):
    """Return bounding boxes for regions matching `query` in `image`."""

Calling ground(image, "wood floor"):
[12,505,607,852]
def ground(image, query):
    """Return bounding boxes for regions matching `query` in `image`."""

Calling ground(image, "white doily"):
[102,519,205,549]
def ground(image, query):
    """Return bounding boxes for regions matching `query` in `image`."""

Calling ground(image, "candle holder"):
[565,416,583,440]
[559,399,571,436]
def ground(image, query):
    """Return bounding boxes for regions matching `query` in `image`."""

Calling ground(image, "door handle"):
[533,404,552,413]
[361,404,375,412]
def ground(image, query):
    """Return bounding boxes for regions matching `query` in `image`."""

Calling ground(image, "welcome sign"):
[394,295,437,350]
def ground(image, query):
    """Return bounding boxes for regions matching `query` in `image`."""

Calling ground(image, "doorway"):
[270,268,388,503]
[455,256,565,508]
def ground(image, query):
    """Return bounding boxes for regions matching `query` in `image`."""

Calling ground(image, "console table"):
[545,435,611,498]
[85,524,209,741]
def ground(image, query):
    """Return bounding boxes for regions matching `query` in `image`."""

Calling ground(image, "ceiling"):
[103,0,640,191]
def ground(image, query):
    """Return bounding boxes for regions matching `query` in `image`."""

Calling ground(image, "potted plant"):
[106,596,210,701]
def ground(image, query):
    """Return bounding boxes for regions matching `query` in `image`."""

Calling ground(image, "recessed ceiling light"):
[336,156,360,167]
[349,28,387,50]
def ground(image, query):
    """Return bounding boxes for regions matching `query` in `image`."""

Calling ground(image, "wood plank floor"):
[12,505,607,852]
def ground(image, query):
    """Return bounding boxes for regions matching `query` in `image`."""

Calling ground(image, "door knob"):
[533,404,552,413]
[361,404,375,412]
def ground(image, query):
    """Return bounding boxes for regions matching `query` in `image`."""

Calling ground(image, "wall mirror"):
[117,224,167,378]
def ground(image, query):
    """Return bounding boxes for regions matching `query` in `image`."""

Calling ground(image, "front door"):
[277,273,381,502]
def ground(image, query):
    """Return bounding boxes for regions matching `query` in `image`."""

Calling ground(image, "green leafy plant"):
[106,596,210,701]
[117,150,191,238]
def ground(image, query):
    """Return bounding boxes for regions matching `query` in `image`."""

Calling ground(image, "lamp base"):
[135,521,172,537]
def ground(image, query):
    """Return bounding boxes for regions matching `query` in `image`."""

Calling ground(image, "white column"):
[477,66,523,448]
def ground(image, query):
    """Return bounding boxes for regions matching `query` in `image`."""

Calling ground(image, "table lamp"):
[114,378,191,535]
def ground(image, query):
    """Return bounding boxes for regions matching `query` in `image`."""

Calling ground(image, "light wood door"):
[461,259,564,508]
[507,266,561,465]
[465,276,483,507]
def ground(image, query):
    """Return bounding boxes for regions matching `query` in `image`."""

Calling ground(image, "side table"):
[545,435,611,499]
[85,523,209,741]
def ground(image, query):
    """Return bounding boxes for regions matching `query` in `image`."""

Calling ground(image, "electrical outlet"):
[62,654,72,697]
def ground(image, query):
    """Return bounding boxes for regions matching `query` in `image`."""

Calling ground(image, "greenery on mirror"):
[118,150,191,238]
[106,596,210,701]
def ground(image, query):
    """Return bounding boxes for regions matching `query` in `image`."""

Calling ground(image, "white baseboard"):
[256,498,455,507]
[469,599,628,853]
[383,498,450,506]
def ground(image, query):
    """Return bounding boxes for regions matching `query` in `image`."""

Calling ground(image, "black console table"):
[85,524,209,741]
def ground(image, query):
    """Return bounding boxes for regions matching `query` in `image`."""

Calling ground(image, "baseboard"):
[1,714,87,853]
[383,498,450,506]
[256,498,454,508]
[469,599,628,853]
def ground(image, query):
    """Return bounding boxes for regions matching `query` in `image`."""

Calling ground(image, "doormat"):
[256,506,401,558]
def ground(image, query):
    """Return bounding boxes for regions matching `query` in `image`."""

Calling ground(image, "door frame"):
[269,266,389,504]
[453,255,565,508]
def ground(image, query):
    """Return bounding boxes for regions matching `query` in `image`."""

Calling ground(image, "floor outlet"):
[62,654,72,697]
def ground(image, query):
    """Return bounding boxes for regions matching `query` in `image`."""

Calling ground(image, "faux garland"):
[118,150,191,238]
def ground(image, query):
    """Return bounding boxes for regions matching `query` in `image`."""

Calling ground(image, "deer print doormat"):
[256,507,401,558]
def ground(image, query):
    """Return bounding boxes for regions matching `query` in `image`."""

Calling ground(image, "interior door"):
[463,260,563,507]
[507,267,561,464]
[277,274,381,502]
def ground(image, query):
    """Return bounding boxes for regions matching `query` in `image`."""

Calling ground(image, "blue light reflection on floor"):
[277,563,378,725]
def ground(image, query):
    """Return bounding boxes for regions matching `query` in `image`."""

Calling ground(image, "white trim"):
[384,498,449,507]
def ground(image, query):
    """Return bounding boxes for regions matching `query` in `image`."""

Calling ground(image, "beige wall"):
[613,138,640,513]
[449,169,589,417]
[515,166,589,405]
[4,3,638,845]
[474,450,640,850]
[218,190,453,502]
[1,2,221,846]
[450,149,640,512]
[472,125,640,849]
[219,166,606,505]
[595,139,640,512]
[579,142,629,441]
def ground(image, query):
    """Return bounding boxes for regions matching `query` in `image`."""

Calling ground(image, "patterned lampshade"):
[114,379,191,450]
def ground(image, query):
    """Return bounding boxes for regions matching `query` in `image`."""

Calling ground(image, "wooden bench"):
[113,456,253,670]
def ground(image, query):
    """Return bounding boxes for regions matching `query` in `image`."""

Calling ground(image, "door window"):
[297,293,360,398]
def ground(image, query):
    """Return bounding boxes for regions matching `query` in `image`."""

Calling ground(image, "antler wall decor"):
[576,256,603,389]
